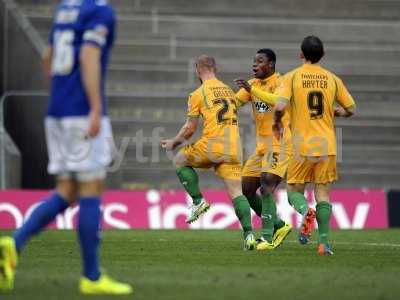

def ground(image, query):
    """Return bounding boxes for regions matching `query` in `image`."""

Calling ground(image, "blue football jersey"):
[47,0,115,117]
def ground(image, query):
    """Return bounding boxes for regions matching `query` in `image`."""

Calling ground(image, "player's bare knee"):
[224,179,242,199]
[76,170,107,197]
[287,183,305,194]
[315,183,331,203]
[79,180,105,197]
[56,178,78,204]
[173,152,187,168]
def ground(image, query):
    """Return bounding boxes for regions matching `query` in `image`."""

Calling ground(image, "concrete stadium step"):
[109,93,187,107]
[341,136,400,146]
[354,101,400,118]
[127,0,400,20]
[106,93,400,121]
[106,81,400,98]
[107,91,399,107]
[107,82,192,93]
[108,94,187,121]
[109,57,400,76]
[109,106,184,123]
[27,14,400,44]
[16,0,400,20]
[107,61,400,77]
[338,161,400,175]
[111,121,251,141]
[110,40,400,65]
[108,102,400,121]
[353,91,400,105]
[338,115,400,127]
[111,119,184,138]
[106,58,400,80]
[106,80,400,95]
[336,172,399,189]
[342,146,400,163]
[340,163,400,176]
[106,66,400,92]
[33,29,400,65]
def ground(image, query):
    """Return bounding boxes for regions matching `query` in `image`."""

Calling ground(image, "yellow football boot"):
[0,237,18,292]
[273,223,292,248]
[80,273,133,295]
[256,237,275,251]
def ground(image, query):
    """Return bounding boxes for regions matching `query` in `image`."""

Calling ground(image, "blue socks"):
[13,193,69,253]
[78,197,101,281]
[13,193,102,281]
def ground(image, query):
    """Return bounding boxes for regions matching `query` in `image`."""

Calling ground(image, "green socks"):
[316,201,332,244]
[233,195,253,236]
[260,194,277,242]
[250,194,285,232]
[248,195,262,217]
[287,191,308,215]
[176,167,203,205]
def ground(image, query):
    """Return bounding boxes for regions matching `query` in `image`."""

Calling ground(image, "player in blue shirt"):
[0,0,132,295]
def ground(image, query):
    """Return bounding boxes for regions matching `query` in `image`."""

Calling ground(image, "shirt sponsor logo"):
[254,101,271,113]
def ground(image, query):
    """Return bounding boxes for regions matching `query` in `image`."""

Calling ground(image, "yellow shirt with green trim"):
[278,63,356,156]
[187,77,242,155]
[235,72,291,155]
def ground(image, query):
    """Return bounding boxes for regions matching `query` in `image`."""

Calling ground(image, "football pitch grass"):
[1,229,399,300]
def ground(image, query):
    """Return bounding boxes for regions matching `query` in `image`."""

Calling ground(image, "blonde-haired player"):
[161,55,257,250]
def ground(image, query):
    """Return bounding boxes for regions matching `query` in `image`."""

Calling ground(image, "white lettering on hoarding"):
[147,190,162,229]
[103,204,130,229]
[0,203,23,228]
[332,203,370,229]
[0,191,379,230]
[63,206,79,229]
[202,204,237,229]
[163,204,188,229]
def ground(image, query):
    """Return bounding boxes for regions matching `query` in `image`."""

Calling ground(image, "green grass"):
[1,229,400,300]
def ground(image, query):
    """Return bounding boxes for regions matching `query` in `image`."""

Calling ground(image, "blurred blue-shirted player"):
[0,0,133,295]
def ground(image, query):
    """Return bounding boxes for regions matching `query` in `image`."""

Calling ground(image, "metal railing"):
[1,0,46,93]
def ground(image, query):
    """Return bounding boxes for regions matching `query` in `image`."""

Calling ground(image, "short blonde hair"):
[195,55,217,72]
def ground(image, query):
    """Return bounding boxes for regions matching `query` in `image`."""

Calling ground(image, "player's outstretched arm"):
[250,86,279,106]
[80,44,102,138]
[160,117,198,151]
[234,78,279,106]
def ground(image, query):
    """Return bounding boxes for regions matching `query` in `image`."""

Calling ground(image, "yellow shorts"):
[287,155,338,184]
[179,142,242,180]
[242,150,290,178]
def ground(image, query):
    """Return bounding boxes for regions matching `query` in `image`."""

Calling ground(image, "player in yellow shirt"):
[234,49,292,251]
[273,36,356,255]
[161,55,257,250]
